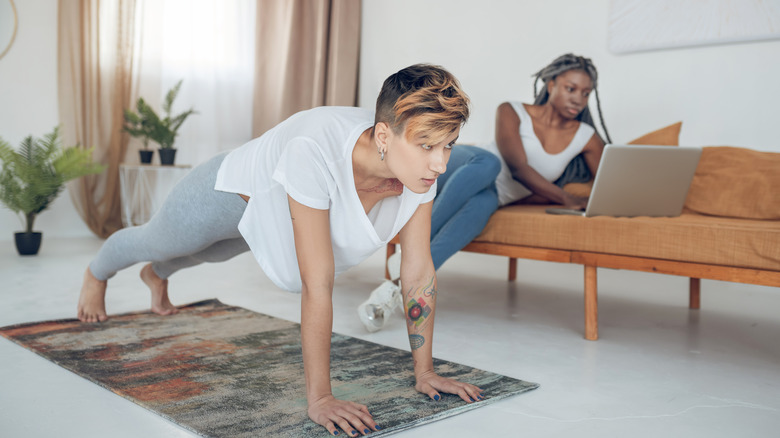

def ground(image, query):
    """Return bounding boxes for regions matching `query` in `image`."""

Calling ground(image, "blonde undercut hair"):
[375,64,470,145]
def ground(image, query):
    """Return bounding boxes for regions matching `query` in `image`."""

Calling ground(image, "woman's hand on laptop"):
[563,194,588,210]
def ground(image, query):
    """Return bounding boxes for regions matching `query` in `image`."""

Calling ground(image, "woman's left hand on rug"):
[414,370,485,403]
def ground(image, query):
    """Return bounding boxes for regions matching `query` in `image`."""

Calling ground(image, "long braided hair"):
[532,53,612,144]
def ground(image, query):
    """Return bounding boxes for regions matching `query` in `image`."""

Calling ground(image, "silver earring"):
[380,150,385,161]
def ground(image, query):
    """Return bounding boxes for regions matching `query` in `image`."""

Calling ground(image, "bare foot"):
[140,264,178,316]
[78,268,109,322]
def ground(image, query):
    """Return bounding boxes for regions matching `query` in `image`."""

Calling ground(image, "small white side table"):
[119,164,192,227]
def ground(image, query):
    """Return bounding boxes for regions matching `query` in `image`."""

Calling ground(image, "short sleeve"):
[272,139,333,210]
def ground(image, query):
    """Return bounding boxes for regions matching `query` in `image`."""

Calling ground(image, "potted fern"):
[122,100,155,164]
[0,126,105,255]
[123,80,196,165]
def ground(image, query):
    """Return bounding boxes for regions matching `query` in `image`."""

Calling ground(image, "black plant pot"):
[139,149,154,164]
[158,148,177,166]
[15,232,42,256]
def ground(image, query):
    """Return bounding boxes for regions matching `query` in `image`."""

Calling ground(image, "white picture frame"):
[608,0,780,54]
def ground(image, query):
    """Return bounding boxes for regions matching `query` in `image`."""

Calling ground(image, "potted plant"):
[123,80,196,166]
[0,126,105,255]
[122,100,155,164]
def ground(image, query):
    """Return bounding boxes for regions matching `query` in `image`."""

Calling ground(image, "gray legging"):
[89,152,249,281]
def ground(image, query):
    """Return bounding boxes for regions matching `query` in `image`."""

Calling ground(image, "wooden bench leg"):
[508,257,517,282]
[689,277,701,309]
[385,244,397,280]
[584,265,598,341]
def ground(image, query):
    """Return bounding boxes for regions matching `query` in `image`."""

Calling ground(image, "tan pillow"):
[627,121,682,146]
[562,122,683,196]
[684,146,780,220]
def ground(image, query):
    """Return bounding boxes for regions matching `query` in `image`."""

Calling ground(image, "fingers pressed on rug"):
[331,414,381,436]
[458,384,486,403]
[415,371,486,404]
[310,395,381,436]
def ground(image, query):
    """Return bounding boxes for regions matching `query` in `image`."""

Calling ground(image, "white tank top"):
[484,102,595,206]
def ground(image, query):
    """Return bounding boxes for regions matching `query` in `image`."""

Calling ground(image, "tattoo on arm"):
[407,276,436,299]
[406,277,436,325]
[406,295,433,329]
[358,178,404,194]
[409,334,425,350]
[423,282,437,300]
[405,276,436,351]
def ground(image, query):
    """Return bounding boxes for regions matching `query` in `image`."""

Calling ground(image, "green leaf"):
[162,79,183,114]
[0,126,105,231]
[122,79,196,149]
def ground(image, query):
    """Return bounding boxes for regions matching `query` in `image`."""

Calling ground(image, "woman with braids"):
[487,53,612,209]
[358,55,611,333]
[77,64,485,436]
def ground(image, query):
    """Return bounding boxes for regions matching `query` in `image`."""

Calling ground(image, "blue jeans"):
[431,145,500,270]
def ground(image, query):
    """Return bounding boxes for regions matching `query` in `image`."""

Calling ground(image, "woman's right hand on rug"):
[308,394,381,436]
[415,370,485,404]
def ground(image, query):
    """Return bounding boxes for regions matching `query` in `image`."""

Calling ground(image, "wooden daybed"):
[386,146,780,340]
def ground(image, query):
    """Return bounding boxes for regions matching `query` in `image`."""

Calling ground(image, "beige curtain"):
[58,0,137,238]
[252,0,361,137]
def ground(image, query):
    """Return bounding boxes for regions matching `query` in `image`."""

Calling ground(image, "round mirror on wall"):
[0,0,18,60]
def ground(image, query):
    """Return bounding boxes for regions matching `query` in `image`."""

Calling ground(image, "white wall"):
[0,0,90,242]
[3,0,779,242]
[359,0,780,152]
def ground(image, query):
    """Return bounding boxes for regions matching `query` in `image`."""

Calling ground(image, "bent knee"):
[466,148,501,176]
[480,152,501,176]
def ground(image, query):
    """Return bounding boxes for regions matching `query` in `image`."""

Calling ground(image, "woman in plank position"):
[77,64,484,436]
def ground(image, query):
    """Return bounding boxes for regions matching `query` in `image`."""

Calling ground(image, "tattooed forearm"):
[406,295,432,329]
[405,275,436,346]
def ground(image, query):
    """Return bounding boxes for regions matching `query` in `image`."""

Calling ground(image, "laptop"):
[546,144,702,217]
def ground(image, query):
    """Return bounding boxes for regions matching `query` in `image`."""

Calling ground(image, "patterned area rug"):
[0,299,538,437]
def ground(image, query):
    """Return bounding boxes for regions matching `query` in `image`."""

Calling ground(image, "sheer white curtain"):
[130,0,256,166]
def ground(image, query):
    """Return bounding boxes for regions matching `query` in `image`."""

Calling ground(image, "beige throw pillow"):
[684,146,780,220]
[627,121,682,146]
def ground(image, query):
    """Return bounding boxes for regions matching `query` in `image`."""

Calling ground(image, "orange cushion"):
[475,205,780,271]
[562,122,682,196]
[627,121,682,146]
[684,147,780,220]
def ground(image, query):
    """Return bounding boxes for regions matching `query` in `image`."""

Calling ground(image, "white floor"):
[1,237,779,438]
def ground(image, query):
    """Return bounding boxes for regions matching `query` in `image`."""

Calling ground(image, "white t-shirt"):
[214,106,436,292]
[483,102,595,206]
